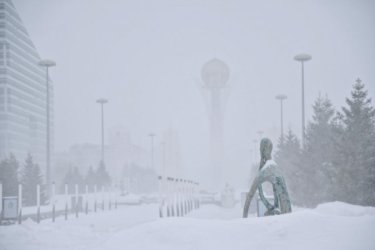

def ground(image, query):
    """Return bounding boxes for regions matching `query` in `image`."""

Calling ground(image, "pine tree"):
[85,166,97,192]
[96,161,111,190]
[274,129,303,205]
[20,154,46,206]
[0,153,19,196]
[62,167,73,193]
[63,166,84,193]
[301,95,338,206]
[337,79,375,205]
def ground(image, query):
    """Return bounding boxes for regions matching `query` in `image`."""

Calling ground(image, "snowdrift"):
[0,202,374,250]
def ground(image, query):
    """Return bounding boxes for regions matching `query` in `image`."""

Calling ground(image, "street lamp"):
[96,98,108,165]
[38,59,56,198]
[275,94,287,144]
[294,53,311,148]
[149,133,155,170]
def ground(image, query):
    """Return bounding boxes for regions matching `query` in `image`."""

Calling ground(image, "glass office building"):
[0,0,53,170]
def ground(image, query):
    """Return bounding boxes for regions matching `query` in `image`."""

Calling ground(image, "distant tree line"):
[0,153,112,206]
[275,79,375,207]
[61,161,111,193]
[0,154,46,206]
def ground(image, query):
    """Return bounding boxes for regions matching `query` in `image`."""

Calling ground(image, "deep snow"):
[0,202,374,250]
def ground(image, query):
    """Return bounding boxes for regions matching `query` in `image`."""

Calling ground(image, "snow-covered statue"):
[243,138,292,217]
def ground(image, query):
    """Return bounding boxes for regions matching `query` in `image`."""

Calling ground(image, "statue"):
[243,138,292,217]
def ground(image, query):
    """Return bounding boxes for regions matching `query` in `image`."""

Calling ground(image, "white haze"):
[13,0,375,187]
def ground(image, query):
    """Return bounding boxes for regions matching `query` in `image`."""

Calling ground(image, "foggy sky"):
[12,0,375,186]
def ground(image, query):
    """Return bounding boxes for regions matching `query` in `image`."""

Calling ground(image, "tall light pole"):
[96,98,108,165]
[294,53,311,148]
[149,133,155,170]
[38,59,56,198]
[275,94,287,144]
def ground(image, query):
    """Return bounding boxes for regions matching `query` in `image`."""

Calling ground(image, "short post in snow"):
[108,190,111,211]
[188,181,192,213]
[18,184,22,224]
[194,182,199,209]
[180,179,184,216]
[158,176,163,218]
[114,188,118,210]
[170,177,175,217]
[36,184,40,223]
[187,180,191,213]
[52,182,56,222]
[166,177,171,217]
[94,185,97,213]
[175,179,180,217]
[64,183,68,220]
[197,182,200,208]
[101,186,105,210]
[183,180,188,215]
[190,181,194,211]
[0,182,2,223]
[85,184,89,215]
[0,182,2,221]
[75,184,79,218]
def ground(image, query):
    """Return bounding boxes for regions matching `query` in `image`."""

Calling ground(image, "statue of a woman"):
[243,138,292,217]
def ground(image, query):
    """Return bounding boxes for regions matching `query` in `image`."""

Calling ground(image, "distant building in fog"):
[161,128,182,178]
[54,128,155,192]
[201,58,230,191]
[0,0,52,169]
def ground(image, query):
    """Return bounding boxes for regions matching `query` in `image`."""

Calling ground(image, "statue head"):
[259,138,273,169]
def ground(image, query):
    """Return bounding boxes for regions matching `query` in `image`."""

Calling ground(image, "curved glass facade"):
[0,0,53,171]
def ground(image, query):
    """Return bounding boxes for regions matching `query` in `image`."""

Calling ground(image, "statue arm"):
[243,175,261,218]
[272,184,279,209]
[258,184,275,211]
[276,176,292,213]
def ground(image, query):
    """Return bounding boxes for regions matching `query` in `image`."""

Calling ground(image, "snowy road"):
[0,204,159,250]
[1,202,375,250]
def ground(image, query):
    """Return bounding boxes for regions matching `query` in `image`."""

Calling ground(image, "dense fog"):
[7,0,373,192]
[0,0,374,249]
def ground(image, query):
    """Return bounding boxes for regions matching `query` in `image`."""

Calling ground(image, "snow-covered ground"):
[1,202,374,250]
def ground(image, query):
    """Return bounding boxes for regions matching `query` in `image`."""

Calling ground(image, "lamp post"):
[38,59,56,198]
[149,133,155,170]
[275,94,287,144]
[96,98,108,164]
[294,53,311,148]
